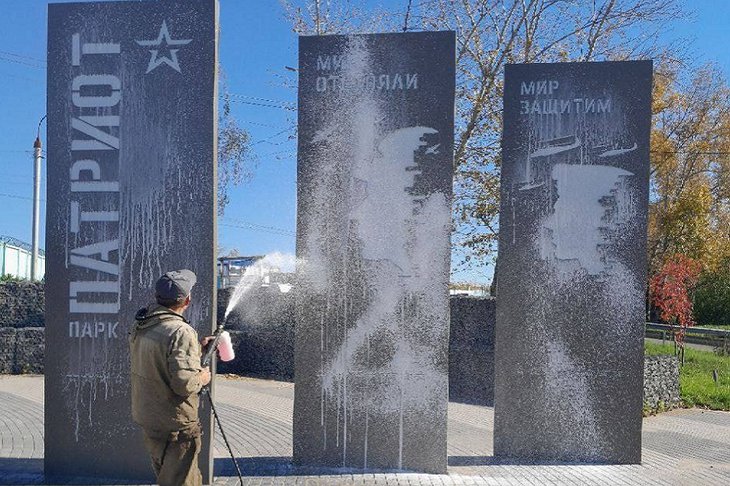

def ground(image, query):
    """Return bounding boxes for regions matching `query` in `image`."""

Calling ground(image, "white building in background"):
[0,236,45,280]
[217,255,293,292]
[449,287,490,297]
[217,255,265,288]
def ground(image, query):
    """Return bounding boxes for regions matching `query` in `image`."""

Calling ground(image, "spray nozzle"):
[201,325,235,367]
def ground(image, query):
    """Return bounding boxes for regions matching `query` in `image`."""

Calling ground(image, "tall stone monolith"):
[294,32,456,473]
[45,1,218,481]
[494,61,653,464]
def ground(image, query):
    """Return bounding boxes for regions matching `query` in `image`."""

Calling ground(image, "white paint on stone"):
[540,163,634,276]
[299,36,450,468]
[506,73,646,459]
[59,16,214,442]
[543,338,599,456]
[598,143,638,158]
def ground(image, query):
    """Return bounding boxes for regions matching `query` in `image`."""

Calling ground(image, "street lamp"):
[31,115,46,281]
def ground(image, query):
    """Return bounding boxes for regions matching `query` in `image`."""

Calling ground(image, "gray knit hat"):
[155,269,197,301]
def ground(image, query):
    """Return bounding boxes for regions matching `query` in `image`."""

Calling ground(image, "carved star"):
[135,21,192,74]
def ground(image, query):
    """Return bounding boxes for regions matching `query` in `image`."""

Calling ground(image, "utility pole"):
[31,116,45,281]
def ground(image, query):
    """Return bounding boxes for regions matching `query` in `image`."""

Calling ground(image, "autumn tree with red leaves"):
[650,254,702,350]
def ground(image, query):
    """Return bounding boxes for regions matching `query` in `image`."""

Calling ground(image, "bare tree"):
[281,0,684,275]
[218,70,256,215]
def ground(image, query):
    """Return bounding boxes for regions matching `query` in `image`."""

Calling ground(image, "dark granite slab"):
[494,61,652,464]
[45,1,218,481]
[294,32,455,473]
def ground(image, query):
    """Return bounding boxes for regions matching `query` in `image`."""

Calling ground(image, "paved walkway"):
[1,375,729,485]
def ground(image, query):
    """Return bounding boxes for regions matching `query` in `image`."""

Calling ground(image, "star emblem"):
[135,21,192,74]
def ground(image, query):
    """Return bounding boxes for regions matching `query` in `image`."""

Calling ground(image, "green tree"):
[649,63,730,274]
[694,258,730,327]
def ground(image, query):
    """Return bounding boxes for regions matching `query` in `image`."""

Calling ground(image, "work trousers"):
[143,429,202,486]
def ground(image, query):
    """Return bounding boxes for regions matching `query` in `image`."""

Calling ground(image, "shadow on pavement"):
[448,456,495,466]
[215,456,295,477]
[447,456,638,467]
[0,458,43,473]
[0,458,44,486]
[0,458,152,486]
[214,456,463,477]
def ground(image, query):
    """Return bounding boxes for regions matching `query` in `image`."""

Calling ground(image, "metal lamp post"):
[31,116,45,281]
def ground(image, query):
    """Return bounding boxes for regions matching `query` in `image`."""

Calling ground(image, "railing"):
[646,322,730,351]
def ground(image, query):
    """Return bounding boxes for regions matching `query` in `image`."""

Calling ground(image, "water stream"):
[223,252,297,320]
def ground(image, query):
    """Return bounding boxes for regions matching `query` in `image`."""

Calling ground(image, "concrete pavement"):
[1,375,729,485]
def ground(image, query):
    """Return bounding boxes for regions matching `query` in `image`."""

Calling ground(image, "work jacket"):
[129,304,205,439]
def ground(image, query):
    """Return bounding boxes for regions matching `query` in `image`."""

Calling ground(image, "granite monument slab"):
[494,61,653,464]
[294,32,456,473]
[45,0,218,481]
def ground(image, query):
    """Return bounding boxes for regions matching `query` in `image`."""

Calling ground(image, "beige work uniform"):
[129,304,206,486]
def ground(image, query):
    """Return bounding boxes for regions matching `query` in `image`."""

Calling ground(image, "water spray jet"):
[223,252,297,320]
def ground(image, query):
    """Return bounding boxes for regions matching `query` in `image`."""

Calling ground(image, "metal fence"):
[646,322,730,352]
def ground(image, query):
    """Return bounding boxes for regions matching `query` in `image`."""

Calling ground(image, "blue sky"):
[0,0,728,284]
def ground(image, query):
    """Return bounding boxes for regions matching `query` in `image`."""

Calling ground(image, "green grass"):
[645,341,730,411]
[695,323,730,331]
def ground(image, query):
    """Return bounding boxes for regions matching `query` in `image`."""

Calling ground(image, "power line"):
[0,192,44,202]
[239,120,287,129]
[226,98,297,111]
[251,126,295,146]
[226,93,296,111]
[258,149,296,158]
[0,70,44,84]
[0,54,45,69]
[227,93,295,107]
[222,218,295,235]
[220,223,294,237]
[0,50,46,64]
